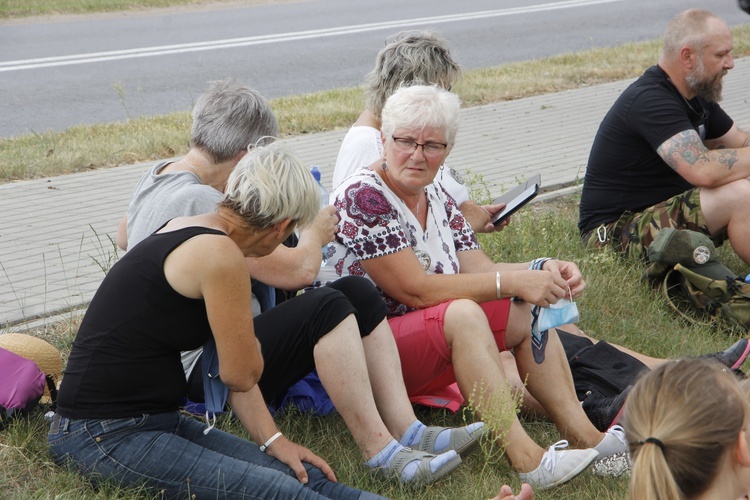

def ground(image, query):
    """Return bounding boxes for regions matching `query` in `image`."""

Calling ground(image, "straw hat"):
[0,333,62,403]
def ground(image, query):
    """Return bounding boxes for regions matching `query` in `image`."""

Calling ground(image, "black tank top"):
[57,226,226,419]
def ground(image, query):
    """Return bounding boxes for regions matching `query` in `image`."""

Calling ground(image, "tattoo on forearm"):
[658,130,737,171]
[715,149,738,170]
[658,131,708,171]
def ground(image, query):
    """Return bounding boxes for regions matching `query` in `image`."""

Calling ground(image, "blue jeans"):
[48,412,384,499]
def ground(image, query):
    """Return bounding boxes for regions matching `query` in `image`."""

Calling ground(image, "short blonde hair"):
[221,142,318,230]
[624,358,749,499]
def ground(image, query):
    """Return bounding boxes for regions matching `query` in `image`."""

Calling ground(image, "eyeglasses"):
[391,136,448,156]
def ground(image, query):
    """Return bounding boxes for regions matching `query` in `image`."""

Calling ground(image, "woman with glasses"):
[316,85,630,490]
[332,30,506,234]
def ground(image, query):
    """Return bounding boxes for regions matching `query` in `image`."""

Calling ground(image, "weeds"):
[6,194,750,499]
[88,225,120,275]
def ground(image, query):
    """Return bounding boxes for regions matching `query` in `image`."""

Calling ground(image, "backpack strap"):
[44,374,58,411]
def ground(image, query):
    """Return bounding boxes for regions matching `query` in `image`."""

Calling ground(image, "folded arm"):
[657,125,750,188]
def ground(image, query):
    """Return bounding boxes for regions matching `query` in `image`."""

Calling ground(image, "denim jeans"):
[48,412,384,499]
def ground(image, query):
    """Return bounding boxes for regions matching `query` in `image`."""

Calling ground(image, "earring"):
[381,160,388,171]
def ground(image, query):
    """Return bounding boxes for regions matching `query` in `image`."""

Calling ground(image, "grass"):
[4,193,749,499]
[0,0,266,18]
[4,2,750,498]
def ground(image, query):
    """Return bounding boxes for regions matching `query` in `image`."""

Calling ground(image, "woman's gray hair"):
[662,9,720,58]
[381,85,461,147]
[364,31,461,120]
[220,142,318,230]
[191,78,279,163]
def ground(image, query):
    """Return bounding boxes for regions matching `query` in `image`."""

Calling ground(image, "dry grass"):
[2,25,749,184]
[0,0,273,18]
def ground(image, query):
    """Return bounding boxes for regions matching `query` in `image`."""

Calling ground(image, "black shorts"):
[188,276,387,403]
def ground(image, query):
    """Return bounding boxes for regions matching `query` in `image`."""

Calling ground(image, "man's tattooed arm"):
[657,129,738,172]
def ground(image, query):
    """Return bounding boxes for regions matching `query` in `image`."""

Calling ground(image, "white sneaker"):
[592,425,631,477]
[594,425,628,458]
[518,440,598,490]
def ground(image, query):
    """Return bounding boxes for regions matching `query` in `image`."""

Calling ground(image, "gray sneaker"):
[518,440,598,490]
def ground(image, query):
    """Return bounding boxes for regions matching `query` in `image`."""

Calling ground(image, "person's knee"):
[325,277,387,333]
[444,299,493,342]
[326,276,380,304]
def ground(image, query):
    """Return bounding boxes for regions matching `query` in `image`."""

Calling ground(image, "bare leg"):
[442,299,546,472]
[508,303,604,449]
[361,319,421,440]
[313,315,394,460]
[701,181,750,266]
[499,352,548,417]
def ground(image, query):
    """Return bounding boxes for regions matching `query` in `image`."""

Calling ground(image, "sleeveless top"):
[57,226,226,419]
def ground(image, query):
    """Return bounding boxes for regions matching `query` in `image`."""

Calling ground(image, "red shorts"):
[387,298,512,411]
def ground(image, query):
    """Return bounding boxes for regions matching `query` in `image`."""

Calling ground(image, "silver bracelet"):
[260,431,283,453]
[496,271,502,299]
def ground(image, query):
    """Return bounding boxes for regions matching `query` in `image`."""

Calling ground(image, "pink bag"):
[0,347,46,429]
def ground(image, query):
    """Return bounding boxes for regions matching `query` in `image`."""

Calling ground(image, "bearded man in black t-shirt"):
[578,9,750,266]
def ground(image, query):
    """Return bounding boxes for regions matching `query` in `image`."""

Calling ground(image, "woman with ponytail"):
[624,358,750,499]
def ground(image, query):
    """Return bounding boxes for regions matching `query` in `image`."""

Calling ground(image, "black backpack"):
[558,329,649,400]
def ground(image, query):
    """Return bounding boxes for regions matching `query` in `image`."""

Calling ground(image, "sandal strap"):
[371,447,461,487]
[417,424,486,457]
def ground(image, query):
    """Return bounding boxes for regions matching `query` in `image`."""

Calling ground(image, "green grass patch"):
[0,0,243,18]
[5,194,749,499]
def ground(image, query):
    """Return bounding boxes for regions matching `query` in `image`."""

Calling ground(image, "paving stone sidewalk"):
[2,58,749,330]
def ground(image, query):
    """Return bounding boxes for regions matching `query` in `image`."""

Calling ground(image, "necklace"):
[182,158,201,180]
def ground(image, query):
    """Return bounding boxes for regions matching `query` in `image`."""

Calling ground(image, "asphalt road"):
[1,0,748,138]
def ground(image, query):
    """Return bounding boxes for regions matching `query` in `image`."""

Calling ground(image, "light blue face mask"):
[538,297,580,332]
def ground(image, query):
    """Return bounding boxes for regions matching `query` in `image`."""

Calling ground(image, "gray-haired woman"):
[49,143,465,498]
[319,85,629,490]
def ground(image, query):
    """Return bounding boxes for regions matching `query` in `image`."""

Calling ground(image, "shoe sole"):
[730,340,750,370]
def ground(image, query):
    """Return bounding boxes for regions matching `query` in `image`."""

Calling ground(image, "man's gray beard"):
[686,69,724,103]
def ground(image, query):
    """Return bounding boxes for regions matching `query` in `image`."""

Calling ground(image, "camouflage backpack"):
[662,265,750,330]
[645,228,750,331]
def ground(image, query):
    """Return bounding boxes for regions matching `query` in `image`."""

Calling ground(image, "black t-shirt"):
[57,226,225,419]
[578,65,733,235]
